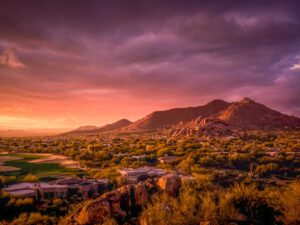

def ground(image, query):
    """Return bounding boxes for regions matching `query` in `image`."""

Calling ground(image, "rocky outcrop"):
[66,174,182,225]
[217,98,300,130]
[157,174,182,196]
[169,117,235,138]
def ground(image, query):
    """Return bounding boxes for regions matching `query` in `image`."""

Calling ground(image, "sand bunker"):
[0,156,22,172]
[29,154,81,169]
[0,166,21,172]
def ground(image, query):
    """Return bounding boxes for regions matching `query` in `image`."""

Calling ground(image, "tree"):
[23,174,39,182]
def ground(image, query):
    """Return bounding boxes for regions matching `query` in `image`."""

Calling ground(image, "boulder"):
[134,182,149,206]
[157,173,182,195]
[75,197,111,224]
[65,176,181,224]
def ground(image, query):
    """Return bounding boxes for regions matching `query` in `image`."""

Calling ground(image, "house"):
[37,183,68,200]
[130,154,147,161]
[158,155,180,164]
[3,178,109,200]
[3,183,37,199]
[52,177,109,198]
[78,182,100,198]
[3,182,68,200]
[118,167,167,183]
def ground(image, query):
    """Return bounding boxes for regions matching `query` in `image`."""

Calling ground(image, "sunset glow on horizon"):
[1,0,300,130]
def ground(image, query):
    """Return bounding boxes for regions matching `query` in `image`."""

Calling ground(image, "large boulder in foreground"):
[157,173,182,196]
[67,180,158,225]
[65,175,182,224]
[75,198,111,224]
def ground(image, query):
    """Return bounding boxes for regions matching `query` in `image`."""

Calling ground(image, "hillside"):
[217,98,300,130]
[125,100,230,131]
[64,119,132,135]
[64,98,300,136]
[74,126,99,131]
[125,98,300,133]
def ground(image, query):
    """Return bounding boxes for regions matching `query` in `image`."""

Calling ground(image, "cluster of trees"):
[0,175,16,186]
[0,192,72,224]
[1,131,300,183]
[1,212,55,225]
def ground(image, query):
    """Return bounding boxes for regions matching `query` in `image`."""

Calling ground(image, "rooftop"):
[4,182,36,191]
[118,167,167,176]
[6,189,37,196]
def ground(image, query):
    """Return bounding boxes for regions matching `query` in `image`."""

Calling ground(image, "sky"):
[0,0,300,130]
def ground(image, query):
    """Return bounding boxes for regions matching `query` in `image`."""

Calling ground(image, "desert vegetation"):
[0,130,300,224]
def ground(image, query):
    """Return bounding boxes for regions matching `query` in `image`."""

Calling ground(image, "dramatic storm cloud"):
[0,0,300,129]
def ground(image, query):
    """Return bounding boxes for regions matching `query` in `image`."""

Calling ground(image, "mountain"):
[64,98,300,136]
[125,100,230,131]
[96,119,132,132]
[124,98,300,133]
[74,125,99,131]
[64,119,132,135]
[216,98,300,130]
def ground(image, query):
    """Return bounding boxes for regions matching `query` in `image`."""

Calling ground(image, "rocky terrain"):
[65,174,182,225]
[169,117,235,138]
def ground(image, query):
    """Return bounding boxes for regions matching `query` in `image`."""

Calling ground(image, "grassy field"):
[0,154,86,180]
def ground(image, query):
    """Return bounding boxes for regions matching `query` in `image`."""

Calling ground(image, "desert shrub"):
[52,198,63,208]
[279,182,300,225]
[0,176,17,186]
[141,182,280,225]
[23,174,39,182]
[10,212,55,225]
[255,163,278,176]
[230,183,278,225]
[8,197,34,207]
[103,218,119,225]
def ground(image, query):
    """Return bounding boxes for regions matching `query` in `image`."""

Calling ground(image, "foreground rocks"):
[66,174,181,225]
[157,173,182,196]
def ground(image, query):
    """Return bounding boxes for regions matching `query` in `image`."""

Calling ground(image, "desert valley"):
[1,98,300,224]
[1,1,300,225]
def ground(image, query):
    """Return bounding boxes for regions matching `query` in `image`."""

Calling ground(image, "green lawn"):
[0,154,86,180]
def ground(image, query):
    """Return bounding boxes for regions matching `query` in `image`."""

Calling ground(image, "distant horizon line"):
[1,97,299,132]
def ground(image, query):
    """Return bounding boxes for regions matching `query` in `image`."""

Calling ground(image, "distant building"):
[158,155,180,164]
[130,154,147,161]
[118,167,167,183]
[3,182,67,200]
[113,153,127,157]
[38,183,68,199]
[52,177,109,198]
[3,177,109,200]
